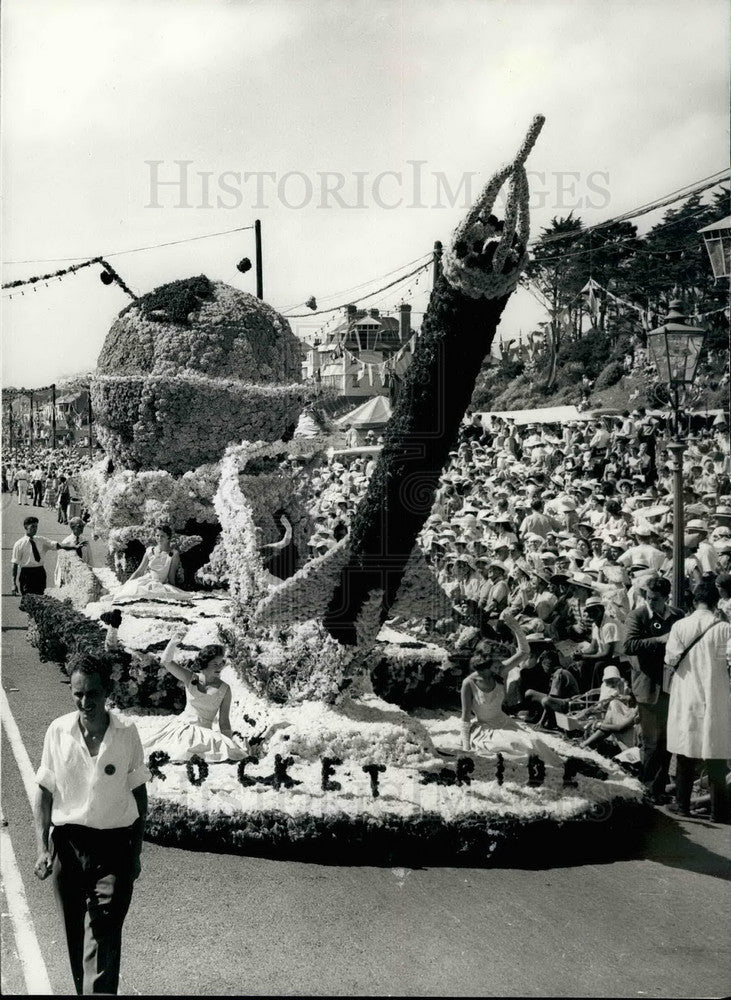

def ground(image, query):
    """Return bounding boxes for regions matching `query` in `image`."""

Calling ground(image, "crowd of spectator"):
[299,407,731,819]
[3,447,95,523]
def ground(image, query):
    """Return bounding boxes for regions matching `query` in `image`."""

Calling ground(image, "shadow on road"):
[634,809,730,882]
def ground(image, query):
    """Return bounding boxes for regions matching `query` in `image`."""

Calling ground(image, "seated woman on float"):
[114,524,189,603]
[460,610,561,765]
[133,637,247,763]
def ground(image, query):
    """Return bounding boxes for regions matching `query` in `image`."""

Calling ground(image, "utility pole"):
[255,219,263,299]
[29,390,34,446]
[51,383,57,449]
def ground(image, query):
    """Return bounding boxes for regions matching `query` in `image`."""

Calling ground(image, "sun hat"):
[602,665,622,681]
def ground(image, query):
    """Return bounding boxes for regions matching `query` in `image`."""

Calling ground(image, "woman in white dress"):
[460,611,562,765]
[133,639,247,763]
[114,524,189,603]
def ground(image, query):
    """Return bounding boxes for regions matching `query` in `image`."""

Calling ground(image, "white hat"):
[602,665,622,681]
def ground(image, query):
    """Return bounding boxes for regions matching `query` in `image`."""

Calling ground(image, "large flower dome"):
[92,276,309,473]
[96,276,302,382]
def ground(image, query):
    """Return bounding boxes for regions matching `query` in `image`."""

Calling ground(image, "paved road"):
[1,494,730,996]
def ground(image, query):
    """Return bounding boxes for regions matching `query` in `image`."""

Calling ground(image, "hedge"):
[91,374,310,474]
[20,594,183,712]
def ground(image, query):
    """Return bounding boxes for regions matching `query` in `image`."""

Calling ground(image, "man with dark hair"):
[11,516,86,596]
[34,650,149,994]
[623,574,683,802]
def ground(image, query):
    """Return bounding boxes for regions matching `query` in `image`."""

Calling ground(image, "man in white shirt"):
[618,525,666,572]
[15,464,30,505]
[34,651,149,995]
[573,594,623,691]
[685,520,719,575]
[11,515,85,595]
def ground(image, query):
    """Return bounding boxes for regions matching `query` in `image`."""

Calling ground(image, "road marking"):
[0,826,53,995]
[1,686,38,805]
[0,687,54,994]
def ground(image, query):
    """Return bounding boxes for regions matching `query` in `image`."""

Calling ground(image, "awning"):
[334,395,392,429]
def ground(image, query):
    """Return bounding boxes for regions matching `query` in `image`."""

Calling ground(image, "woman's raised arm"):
[499,610,530,672]
[159,637,193,685]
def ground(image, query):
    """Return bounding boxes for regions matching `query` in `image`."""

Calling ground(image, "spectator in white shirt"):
[34,651,149,995]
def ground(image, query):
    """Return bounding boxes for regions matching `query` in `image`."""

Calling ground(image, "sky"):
[2,0,729,387]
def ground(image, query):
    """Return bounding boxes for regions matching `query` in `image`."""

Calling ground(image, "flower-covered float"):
[45,116,647,864]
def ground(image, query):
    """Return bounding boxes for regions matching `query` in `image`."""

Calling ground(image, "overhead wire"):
[3,223,256,266]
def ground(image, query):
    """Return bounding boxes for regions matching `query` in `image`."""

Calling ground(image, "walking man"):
[34,651,149,994]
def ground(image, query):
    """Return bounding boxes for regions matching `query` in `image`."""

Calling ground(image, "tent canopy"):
[334,395,392,429]
[476,405,583,426]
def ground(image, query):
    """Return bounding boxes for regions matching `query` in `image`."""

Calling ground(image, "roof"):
[334,395,392,428]
[698,216,731,233]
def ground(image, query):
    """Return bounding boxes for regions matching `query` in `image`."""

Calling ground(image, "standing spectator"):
[33,651,149,995]
[11,516,85,595]
[664,580,731,822]
[623,575,683,802]
[31,463,45,506]
[343,423,360,449]
[15,462,30,505]
[57,475,71,524]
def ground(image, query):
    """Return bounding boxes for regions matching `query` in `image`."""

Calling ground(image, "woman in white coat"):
[664,580,731,822]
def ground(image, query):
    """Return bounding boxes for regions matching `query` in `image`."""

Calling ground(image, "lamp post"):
[646,300,706,609]
[698,215,731,280]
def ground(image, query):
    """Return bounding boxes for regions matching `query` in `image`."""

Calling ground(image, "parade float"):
[30,116,647,864]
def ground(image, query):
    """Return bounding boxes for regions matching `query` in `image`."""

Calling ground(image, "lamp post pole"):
[647,301,707,611]
[667,427,686,610]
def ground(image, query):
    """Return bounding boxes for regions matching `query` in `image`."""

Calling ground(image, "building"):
[302,302,415,400]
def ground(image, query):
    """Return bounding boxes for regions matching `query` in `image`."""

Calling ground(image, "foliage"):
[19,594,183,712]
[222,618,355,705]
[325,268,512,646]
[97,279,303,382]
[594,361,625,391]
[92,374,309,473]
[369,647,463,709]
[144,791,645,865]
[135,275,214,326]
[53,553,103,609]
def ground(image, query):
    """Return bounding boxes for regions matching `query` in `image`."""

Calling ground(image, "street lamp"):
[698,215,731,280]
[646,300,706,609]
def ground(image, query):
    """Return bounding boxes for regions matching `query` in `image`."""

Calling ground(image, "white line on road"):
[0,825,53,995]
[1,686,38,804]
[1,686,54,995]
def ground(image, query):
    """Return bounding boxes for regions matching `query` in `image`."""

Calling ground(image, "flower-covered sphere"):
[92,276,309,473]
[96,276,302,382]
